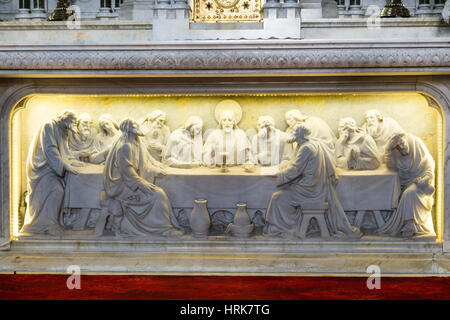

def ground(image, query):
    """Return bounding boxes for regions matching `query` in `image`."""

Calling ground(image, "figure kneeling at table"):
[103,118,184,237]
[263,124,361,239]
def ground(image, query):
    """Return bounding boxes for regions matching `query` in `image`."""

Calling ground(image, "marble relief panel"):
[12,93,441,241]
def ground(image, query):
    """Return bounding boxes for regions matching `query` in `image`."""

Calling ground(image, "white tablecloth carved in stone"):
[62,164,399,229]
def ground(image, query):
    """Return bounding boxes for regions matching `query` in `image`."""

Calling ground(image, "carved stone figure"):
[361,109,403,155]
[335,117,381,170]
[378,132,436,238]
[89,114,121,164]
[162,116,203,168]
[95,114,120,152]
[141,110,171,162]
[263,124,361,239]
[251,116,292,166]
[21,110,84,236]
[284,109,336,154]
[68,113,98,162]
[103,118,183,237]
[203,100,252,168]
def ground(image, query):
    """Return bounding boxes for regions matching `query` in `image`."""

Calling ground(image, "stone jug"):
[226,203,254,238]
[234,203,251,225]
[189,199,210,238]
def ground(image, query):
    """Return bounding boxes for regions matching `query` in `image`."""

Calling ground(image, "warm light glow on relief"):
[9,92,444,241]
[436,113,443,241]
[11,109,21,239]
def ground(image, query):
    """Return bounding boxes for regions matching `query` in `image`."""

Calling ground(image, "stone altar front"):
[0,68,448,275]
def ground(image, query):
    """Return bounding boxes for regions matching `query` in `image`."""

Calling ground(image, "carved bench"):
[297,202,330,239]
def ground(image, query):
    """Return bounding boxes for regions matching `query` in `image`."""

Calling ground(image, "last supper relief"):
[9,93,443,241]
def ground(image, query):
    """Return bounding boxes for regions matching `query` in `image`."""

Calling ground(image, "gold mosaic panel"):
[191,0,263,22]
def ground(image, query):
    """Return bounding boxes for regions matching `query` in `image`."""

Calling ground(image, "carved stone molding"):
[0,41,449,73]
[0,77,450,274]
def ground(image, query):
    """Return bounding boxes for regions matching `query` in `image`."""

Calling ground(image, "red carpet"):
[0,274,449,300]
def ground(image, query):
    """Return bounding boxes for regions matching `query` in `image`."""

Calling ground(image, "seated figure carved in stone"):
[162,116,204,168]
[203,100,253,169]
[251,116,292,166]
[377,132,436,238]
[361,109,403,156]
[89,114,121,164]
[68,113,98,162]
[263,124,361,239]
[335,117,381,170]
[21,110,85,236]
[284,109,336,155]
[103,118,183,237]
[141,110,171,162]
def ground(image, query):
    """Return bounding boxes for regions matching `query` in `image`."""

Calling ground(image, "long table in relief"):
[63,164,399,228]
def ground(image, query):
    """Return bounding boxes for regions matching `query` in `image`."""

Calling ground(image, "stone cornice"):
[0,20,153,30]
[302,17,447,28]
[0,17,444,30]
[0,40,449,74]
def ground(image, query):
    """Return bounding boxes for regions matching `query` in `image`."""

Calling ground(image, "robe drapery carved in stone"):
[163,129,203,167]
[21,113,79,236]
[251,116,292,166]
[94,130,119,154]
[203,128,251,166]
[90,114,121,164]
[264,126,361,238]
[103,120,183,237]
[285,111,336,153]
[362,110,404,156]
[162,116,203,168]
[141,110,171,162]
[378,132,436,238]
[68,113,98,161]
[336,133,381,170]
[335,118,381,170]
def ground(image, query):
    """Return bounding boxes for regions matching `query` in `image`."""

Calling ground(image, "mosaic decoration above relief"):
[191,0,262,23]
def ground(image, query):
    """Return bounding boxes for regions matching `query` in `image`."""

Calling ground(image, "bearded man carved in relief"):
[141,110,171,162]
[203,100,253,170]
[21,110,84,236]
[361,109,403,156]
[378,132,436,238]
[103,118,183,237]
[335,117,381,170]
[263,124,361,239]
[89,114,121,164]
[284,109,336,154]
[251,115,292,166]
[68,113,98,162]
[162,116,204,168]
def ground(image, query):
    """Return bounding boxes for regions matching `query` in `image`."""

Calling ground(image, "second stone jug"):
[226,203,254,238]
[189,199,210,238]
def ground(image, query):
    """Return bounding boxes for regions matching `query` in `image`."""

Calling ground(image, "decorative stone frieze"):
[0,41,449,73]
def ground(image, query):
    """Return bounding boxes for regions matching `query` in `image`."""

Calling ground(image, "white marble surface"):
[0,76,449,275]
[60,164,399,214]
[0,236,447,275]
[0,17,447,43]
[335,166,399,211]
